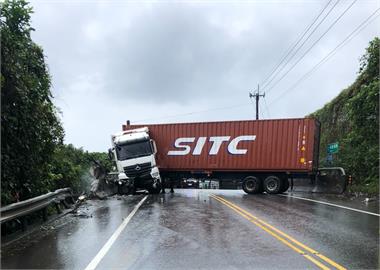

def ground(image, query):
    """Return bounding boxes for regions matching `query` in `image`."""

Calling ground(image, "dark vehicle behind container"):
[181,178,199,188]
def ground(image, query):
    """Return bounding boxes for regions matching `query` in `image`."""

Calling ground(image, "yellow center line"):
[211,195,306,255]
[213,194,320,254]
[304,255,331,270]
[210,194,347,270]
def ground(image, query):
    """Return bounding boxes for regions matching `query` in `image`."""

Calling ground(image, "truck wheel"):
[263,176,282,194]
[148,183,162,194]
[117,185,123,195]
[279,178,289,193]
[118,184,130,195]
[242,176,262,194]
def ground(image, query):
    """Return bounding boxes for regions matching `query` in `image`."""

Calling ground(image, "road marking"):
[84,195,148,270]
[210,194,347,270]
[213,194,347,270]
[279,194,380,217]
[303,255,330,270]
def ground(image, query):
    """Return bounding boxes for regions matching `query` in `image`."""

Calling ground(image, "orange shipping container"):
[124,118,320,174]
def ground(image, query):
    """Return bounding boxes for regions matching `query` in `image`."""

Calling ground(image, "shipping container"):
[124,118,320,173]
[119,118,320,194]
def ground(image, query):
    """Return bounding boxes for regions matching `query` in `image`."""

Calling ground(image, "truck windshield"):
[116,140,153,161]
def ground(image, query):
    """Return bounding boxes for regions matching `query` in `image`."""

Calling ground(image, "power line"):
[265,0,358,94]
[269,10,380,106]
[263,0,341,90]
[268,8,380,106]
[261,0,336,88]
[133,103,251,123]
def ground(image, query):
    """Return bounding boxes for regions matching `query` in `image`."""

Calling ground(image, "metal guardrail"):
[318,167,346,176]
[0,188,74,225]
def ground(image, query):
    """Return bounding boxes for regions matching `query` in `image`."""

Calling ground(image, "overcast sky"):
[29,0,379,152]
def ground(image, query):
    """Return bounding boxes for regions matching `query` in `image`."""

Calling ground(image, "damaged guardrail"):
[290,167,348,194]
[0,188,74,229]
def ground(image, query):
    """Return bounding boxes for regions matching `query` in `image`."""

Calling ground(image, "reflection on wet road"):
[2,189,379,270]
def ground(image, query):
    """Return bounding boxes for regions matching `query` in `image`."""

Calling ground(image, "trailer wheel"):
[263,176,282,194]
[279,178,289,193]
[242,176,262,194]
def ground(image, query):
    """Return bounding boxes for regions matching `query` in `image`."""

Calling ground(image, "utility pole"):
[249,84,265,120]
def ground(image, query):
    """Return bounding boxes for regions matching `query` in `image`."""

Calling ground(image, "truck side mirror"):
[150,140,157,154]
[108,148,114,160]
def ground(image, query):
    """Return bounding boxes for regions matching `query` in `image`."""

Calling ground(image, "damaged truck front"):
[109,127,162,194]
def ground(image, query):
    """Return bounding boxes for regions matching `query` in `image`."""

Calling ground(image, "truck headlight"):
[118,172,128,180]
[151,171,160,178]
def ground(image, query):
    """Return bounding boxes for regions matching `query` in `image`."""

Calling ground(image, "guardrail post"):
[61,200,70,209]
[69,196,75,204]
[42,208,48,221]
[55,203,62,214]
[2,223,8,236]
[20,217,27,231]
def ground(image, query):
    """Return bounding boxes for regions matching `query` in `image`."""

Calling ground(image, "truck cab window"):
[116,140,153,161]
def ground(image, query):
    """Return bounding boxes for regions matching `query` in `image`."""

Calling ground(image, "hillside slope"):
[310,37,379,194]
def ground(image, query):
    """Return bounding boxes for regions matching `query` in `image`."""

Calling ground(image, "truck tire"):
[118,184,130,195]
[242,176,262,194]
[279,178,289,193]
[263,176,282,194]
[148,183,162,194]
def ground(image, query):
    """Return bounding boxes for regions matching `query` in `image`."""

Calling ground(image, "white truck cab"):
[109,127,162,194]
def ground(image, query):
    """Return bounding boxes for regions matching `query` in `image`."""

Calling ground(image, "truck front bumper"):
[117,167,161,188]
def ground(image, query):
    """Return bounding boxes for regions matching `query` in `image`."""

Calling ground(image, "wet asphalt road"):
[1,189,379,270]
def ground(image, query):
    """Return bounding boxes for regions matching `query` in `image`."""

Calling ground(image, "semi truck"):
[109,127,162,194]
[109,118,325,194]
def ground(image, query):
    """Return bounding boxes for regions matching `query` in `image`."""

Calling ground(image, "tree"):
[310,37,379,194]
[48,144,114,194]
[1,0,64,205]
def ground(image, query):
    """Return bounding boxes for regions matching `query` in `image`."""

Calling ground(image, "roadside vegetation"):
[310,37,379,195]
[1,0,111,205]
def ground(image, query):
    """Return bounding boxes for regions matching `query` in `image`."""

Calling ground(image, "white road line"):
[278,194,379,217]
[84,195,148,270]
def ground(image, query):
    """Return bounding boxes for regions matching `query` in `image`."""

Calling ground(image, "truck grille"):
[124,162,152,178]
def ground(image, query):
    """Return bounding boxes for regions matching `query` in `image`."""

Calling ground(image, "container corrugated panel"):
[124,118,319,173]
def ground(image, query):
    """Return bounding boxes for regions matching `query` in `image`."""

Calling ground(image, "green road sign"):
[327,142,339,154]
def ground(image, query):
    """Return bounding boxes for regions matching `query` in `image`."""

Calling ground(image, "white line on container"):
[278,194,379,217]
[84,195,148,270]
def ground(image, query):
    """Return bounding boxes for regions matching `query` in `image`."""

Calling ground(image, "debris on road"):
[88,163,118,199]
[363,197,376,203]
[73,210,93,219]
[78,195,87,202]
[40,226,55,231]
